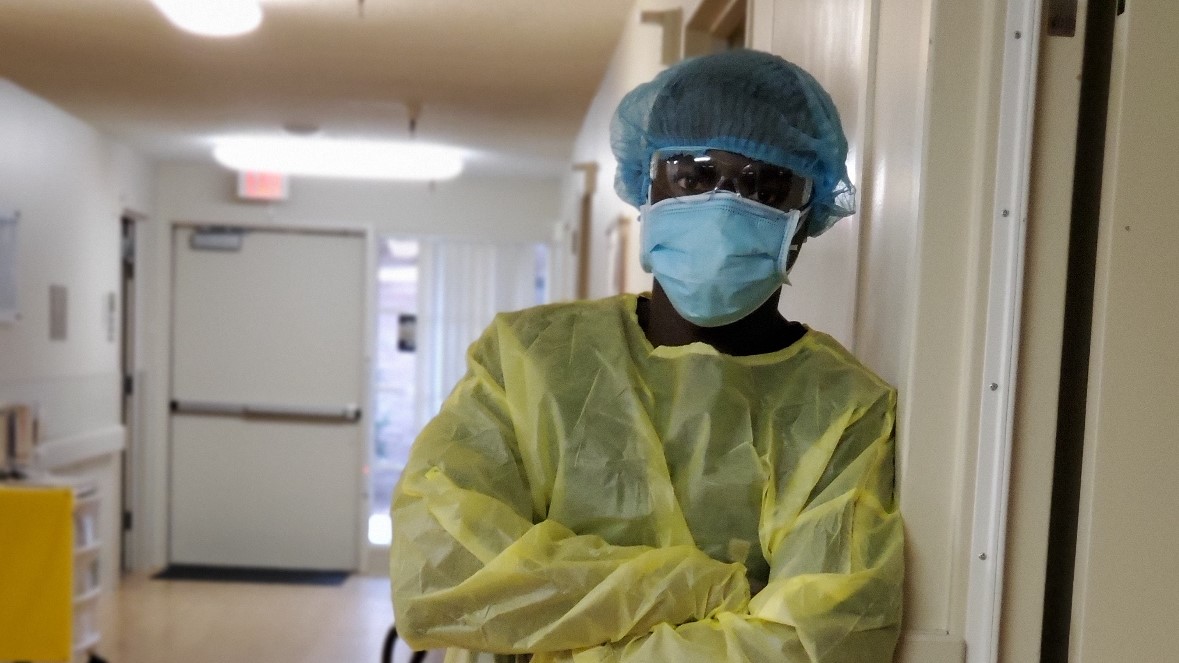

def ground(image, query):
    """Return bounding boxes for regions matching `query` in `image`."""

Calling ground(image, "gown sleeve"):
[543,388,905,663]
[390,321,752,655]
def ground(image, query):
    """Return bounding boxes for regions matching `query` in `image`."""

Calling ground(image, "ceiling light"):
[151,0,263,38]
[386,239,420,260]
[212,136,465,181]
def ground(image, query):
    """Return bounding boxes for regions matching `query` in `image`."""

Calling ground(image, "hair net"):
[611,49,856,237]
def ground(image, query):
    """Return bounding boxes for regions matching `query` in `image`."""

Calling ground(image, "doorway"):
[119,214,143,572]
[168,224,369,571]
[369,238,420,545]
[368,237,551,548]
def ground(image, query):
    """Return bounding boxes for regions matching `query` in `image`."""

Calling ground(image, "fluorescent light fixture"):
[212,136,465,181]
[151,0,263,37]
[378,266,419,283]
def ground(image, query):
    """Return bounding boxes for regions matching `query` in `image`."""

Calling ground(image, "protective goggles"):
[649,147,813,212]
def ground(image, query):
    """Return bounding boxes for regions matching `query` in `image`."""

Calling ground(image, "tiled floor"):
[95,573,401,663]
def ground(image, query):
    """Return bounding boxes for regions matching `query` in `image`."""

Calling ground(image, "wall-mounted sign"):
[0,209,19,323]
[397,313,416,352]
[237,171,289,202]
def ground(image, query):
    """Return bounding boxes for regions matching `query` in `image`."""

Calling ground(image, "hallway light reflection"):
[368,513,392,546]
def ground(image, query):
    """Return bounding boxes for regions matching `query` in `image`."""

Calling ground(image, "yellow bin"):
[0,484,74,661]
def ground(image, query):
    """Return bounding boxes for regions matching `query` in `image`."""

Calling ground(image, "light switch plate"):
[49,284,67,340]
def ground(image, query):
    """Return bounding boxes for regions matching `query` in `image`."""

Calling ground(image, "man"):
[392,49,903,663]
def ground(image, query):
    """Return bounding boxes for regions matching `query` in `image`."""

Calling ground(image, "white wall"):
[759,0,871,349]
[133,162,562,569]
[0,79,157,593]
[557,0,677,302]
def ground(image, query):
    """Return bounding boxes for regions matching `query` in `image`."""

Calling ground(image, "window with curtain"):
[370,237,548,544]
[414,239,548,426]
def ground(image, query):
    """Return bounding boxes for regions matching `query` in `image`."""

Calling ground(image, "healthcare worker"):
[391,49,904,663]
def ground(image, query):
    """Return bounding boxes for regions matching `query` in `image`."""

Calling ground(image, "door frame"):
[119,210,148,572]
[964,0,1043,661]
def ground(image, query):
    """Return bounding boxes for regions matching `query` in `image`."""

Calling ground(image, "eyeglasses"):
[649,148,812,211]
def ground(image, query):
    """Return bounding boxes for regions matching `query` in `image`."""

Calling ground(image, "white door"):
[169,225,368,570]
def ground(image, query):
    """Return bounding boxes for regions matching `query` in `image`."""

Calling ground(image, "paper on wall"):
[0,209,18,323]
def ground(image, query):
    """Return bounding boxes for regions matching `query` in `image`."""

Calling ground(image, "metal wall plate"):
[49,284,67,340]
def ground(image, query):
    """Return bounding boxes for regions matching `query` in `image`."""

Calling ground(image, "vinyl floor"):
[95,572,401,663]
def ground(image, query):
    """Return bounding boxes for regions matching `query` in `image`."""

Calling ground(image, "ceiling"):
[0,0,636,178]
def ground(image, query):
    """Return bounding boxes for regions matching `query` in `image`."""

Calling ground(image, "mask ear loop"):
[644,158,655,207]
[801,177,814,209]
[780,176,813,284]
[639,154,656,272]
[787,176,815,257]
[774,208,803,280]
[781,205,810,285]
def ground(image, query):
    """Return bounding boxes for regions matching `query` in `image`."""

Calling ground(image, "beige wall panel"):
[999,10,1086,660]
[858,0,1008,651]
[1071,4,1179,661]
[766,0,1006,649]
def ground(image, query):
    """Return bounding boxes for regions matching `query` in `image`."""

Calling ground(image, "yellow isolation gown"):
[391,293,903,662]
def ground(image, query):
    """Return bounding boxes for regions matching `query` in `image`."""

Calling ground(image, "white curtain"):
[414,239,544,429]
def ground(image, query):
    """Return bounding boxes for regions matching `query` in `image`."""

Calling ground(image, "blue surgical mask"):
[639,191,802,328]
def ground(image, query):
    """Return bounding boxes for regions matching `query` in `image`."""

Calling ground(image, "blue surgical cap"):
[611,49,855,237]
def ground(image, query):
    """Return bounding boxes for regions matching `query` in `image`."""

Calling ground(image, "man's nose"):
[714,175,740,193]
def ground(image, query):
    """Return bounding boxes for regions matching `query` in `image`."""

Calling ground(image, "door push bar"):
[170,399,362,423]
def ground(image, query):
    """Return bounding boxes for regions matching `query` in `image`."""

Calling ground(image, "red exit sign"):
[237,171,289,201]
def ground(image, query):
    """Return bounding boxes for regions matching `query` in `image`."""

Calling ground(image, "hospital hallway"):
[96,574,395,663]
[4,1,1179,661]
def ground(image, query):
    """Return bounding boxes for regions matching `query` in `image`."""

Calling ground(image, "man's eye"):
[752,170,798,208]
[754,189,785,206]
[672,165,715,192]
